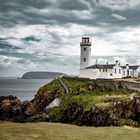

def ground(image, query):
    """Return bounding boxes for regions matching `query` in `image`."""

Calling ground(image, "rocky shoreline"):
[0,95,35,122]
[0,77,140,127]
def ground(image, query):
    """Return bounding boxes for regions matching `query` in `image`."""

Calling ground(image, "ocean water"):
[0,79,52,101]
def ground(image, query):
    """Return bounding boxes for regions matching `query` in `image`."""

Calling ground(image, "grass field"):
[0,121,140,140]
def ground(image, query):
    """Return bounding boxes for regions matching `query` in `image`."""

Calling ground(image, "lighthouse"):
[80,36,92,69]
[79,36,140,79]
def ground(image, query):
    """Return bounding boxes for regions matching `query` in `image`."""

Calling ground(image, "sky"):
[0,0,140,77]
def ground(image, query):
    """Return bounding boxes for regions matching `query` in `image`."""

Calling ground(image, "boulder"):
[0,95,17,103]
[0,95,36,122]
[1,99,11,113]
[22,101,36,116]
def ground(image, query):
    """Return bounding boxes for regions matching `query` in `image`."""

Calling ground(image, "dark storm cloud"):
[22,36,41,43]
[57,0,89,10]
[0,0,54,26]
[0,51,39,60]
[0,0,52,12]
[0,42,21,52]
[0,0,140,27]
[19,0,53,9]
[86,0,140,27]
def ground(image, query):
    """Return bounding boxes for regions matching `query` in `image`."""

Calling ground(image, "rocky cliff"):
[1,77,140,127]
[0,95,35,122]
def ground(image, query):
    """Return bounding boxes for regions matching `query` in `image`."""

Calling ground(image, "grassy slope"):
[32,79,65,108]
[0,121,140,140]
[48,77,140,126]
[61,77,132,109]
[33,77,136,110]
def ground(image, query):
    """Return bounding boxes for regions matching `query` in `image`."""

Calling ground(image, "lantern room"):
[80,36,91,46]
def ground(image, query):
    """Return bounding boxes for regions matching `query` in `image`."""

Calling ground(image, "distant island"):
[21,71,67,79]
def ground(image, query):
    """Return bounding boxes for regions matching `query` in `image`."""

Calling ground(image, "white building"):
[79,36,140,79]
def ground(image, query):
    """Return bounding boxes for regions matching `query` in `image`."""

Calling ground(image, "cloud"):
[111,13,127,21]
[0,23,140,76]
[0,0,139,29]
[57,0,90,11]
[96,0,140,11]
[0,0,140,76]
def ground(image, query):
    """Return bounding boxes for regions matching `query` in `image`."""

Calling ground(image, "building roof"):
[85,64,115,69]
[85,64,140,70]
[82,35,90,38]
[121,65,140,70]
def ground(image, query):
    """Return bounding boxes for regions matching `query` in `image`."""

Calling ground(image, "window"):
[127,70,129,76]
[83,58,86,62]
[84,39,86,43]
[84,48,86,51]
[86,38,89,43]
[82,38,86,43]
[124,71,125,75]
[106,69,107,72]
[115,69,117,73]
[119,69,121,74]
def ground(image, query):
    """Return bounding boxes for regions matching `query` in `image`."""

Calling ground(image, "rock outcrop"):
[0,95,36,122]
[49,97,140,127]
[32,79,66,113]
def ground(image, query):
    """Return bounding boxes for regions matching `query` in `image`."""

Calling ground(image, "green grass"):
[61,77,133,109]
[39,79,65,95]
[0,121,140,140]
[33,76,134,109]
[32,79,65,107]
[63,90,128,110]
[62,77,94,93]
[60,77,129,109]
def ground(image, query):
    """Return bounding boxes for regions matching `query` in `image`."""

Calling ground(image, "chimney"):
[115,60,119,65]
[126,64,129,69]
[95,60,98,65]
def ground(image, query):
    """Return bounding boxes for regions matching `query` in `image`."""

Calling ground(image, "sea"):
[0,79,53,101]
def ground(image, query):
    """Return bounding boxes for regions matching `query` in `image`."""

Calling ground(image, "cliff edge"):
[1,77,140,127]
[31,77,140,127]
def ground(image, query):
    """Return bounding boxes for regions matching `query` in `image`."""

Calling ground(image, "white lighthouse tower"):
[80,36,92,69]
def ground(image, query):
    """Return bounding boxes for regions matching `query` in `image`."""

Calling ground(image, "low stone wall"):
[120,81,140,91]
[94,79,140,91]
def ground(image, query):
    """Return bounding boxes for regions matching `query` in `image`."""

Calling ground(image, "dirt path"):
[58,76,69,94]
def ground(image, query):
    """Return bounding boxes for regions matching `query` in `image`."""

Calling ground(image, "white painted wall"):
[80,69,114,79]
[80,45,91,69]
[79,64,124,79]
[112,65,123,79]
[122,66,140,77]
[97,69,114,79]
[133,70,136,77]
[135,66,140,77]
[80,69,97,79]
